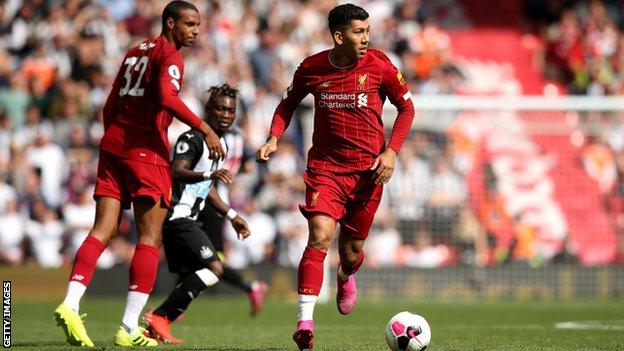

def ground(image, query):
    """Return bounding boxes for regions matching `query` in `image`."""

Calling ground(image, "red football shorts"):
[299,168,383,239]
[94,150,172,209]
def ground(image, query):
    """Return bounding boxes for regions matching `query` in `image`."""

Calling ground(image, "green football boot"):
[53,303,95,347]
[114,326,159,347]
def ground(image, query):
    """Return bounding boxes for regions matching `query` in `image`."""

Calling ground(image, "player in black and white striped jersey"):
[198,126,269,317]
[145,84,251,344]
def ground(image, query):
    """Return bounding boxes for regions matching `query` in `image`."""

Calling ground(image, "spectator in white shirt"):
[0,197,24,265]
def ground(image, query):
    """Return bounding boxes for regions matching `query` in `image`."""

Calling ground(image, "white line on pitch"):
[554,320,624,331]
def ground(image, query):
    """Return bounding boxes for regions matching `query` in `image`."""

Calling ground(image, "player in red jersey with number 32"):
[54,1,224,347]
[256,3,415,350]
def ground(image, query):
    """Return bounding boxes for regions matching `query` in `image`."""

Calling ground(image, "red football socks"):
[69,235,105,286]
[297,247,327,296]
[128,243,160,294]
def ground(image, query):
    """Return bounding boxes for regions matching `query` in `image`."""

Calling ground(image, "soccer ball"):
[385,311,431,351]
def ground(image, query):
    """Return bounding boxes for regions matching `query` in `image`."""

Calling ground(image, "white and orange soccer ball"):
[385,311,431,351]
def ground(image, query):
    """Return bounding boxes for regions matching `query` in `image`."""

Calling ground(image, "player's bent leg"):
[53,303,95,347]
[335,176,379,315]
[336,234,365,315]
[148,266,220,344]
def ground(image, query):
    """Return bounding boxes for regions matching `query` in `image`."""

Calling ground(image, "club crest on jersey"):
[176,141,190,154]
[310,191,320,206]
[200,245,213,259]
[319,81,331,88]
[357,74,367,90]
[397,71,406,85]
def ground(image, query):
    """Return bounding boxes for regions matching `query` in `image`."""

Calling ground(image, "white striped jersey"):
[215,127,244,204]
[168,129,228,221]
[222,127,244,177]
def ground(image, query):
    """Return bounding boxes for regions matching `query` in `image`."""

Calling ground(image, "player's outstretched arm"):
[161,99,224,160]
[158,54,224,159]
[256,136,278,163]
[207,187,251,240]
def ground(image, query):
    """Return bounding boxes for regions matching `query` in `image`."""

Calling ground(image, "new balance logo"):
[357,93,368,107]
[71,274,84,281]
[200,246,213,259]
[138,42,156,51]
[129,284,138,290]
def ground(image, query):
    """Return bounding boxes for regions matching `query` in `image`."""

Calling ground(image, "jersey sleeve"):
[269,62,311,138]
[379,53,415,154]
[158,51,203,129]
[172,132,204,164]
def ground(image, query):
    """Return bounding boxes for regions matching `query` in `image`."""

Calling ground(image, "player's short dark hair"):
[162,1,199,29]
[328,3,369,33]
[205,84,240,107]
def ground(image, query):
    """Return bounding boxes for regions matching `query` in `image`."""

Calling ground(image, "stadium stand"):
[0,0,622,299]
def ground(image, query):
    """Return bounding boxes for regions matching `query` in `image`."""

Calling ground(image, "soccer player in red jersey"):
[257,4,414,350]
[53,1,224,347]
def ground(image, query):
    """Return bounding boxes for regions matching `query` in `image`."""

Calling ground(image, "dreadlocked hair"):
[205,84,240,107]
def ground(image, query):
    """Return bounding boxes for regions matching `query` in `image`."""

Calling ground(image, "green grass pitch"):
[10,297,624,350]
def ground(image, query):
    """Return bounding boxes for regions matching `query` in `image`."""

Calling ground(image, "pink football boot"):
[336,266,357,315]
[292,320,314,350]
[247,281,268,317]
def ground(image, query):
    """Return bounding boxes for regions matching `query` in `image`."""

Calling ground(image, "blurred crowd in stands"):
[0,0,622,270]
[529,0,624,264]
[529,0,624,95]
[580,112,624,263]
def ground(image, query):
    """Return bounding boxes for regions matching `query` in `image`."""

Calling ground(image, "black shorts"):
[198,204,225,253]
[163,218,220,276]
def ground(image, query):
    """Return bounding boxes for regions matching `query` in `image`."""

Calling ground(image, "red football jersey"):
[270,49,415,173]
[100,36,202,167]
